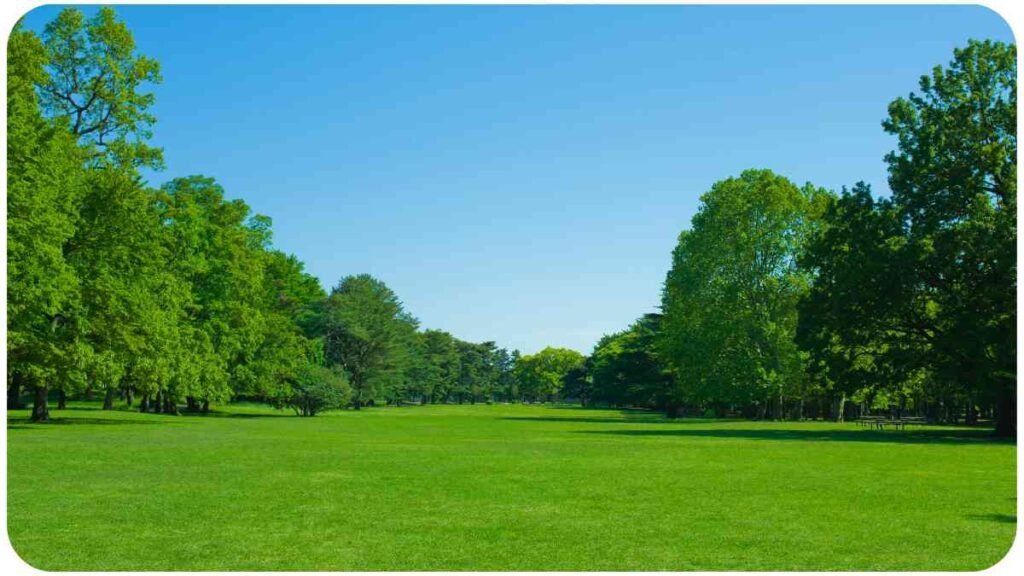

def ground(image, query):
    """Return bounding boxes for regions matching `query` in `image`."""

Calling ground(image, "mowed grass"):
[6,402,1017,570]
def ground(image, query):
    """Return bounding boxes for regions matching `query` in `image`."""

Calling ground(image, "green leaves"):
[7,25,87,407]
[516,347,585,402]
[798,39,1016,431]
[590,314,671,411]
[660,170,825,411]
[321,275,420,406]
[41,7,163,170]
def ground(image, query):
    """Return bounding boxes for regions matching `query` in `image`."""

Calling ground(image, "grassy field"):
[6,402,1017,570]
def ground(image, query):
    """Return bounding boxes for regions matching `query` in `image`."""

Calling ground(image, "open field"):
[6,403,1017,571]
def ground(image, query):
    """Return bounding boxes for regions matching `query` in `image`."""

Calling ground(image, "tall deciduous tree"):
[40,7,163,169]
[885,40,1016,436]
[800,40,1016,433]
[153,176,268,412]
[7,26,87,420]
[660,169,829,419]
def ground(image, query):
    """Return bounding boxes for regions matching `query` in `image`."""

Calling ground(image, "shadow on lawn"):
[195,410,289,419]
[7,409,285,429]
[967,514,1017,524]
[500,415,677,425]
[504,405,746,425]
[7,417,168,429]
[578,427,1012,445]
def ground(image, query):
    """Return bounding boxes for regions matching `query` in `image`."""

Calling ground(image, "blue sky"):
[19,4,1015,355]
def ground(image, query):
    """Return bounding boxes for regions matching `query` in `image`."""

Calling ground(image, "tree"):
[802,40,1016,433]
[40,7,163,169]
[493,348,520,402]
[455,340,499,404]
[516,347,585,403]
[409,329,461,404]
[591,314,676,414]
[153,176,269,412]
[64,168,179,411]
[660,169,829,419]
[797,184,922,421]
[6,25,87,420]
[885,40,1015,436]
[800,40,1016,434]
[320,275,419,408]
[560,359,593,407]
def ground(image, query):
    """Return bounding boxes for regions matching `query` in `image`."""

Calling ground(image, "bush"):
[279,364,351,417]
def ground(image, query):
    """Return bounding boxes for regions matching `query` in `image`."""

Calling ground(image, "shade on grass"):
[6,403,1016,570]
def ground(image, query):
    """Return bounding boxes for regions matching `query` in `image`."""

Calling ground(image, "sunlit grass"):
[7,402,1016,570]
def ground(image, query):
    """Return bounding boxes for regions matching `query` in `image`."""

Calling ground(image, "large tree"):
[40,7,163,169]
[320,275,419,408]
[660,169,829,419]
[152,176,269,412]
[6,26,87,420]
[885,39,1016,436]
[800,40,1017,433]
[797,184,921,421]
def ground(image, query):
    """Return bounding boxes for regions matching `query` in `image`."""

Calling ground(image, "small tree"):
[278,364,351,417]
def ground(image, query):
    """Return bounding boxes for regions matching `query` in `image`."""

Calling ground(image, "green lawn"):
[6,402,1016,570]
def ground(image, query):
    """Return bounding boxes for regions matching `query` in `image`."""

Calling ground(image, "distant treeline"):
[6,9,1016,436]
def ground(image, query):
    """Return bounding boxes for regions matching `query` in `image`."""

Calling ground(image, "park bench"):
[855,415,927,431]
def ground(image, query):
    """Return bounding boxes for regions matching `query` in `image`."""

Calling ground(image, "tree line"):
[8,8,590,421]
[7,9,1016,436]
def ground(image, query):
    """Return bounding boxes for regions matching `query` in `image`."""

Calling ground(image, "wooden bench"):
[856,416,927,430]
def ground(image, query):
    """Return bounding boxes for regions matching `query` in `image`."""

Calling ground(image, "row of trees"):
[565,40,1015,436]
[6,8,554,420]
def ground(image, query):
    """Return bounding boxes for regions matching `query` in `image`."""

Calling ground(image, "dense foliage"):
[590,40,1015,435]
[6,8,521,419]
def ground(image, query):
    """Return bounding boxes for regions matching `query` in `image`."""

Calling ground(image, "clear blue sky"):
[19,4,1015,355]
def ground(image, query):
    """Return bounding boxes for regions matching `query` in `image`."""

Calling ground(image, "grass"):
[6,402,1017,570]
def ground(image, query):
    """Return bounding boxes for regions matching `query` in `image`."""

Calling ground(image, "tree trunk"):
[965,402,979,426]
[995,386,1016,438]
[201,399,209,413]
[139,394,150,413]
[185,396,198,412]
[154,390,163,413]
[125,387,134,407]
[102,388,114,410]
[8,376,24,409]
[31,386,49,422]
[832,393,846,423]
[58,389,67,410]
[164,397,179,415]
